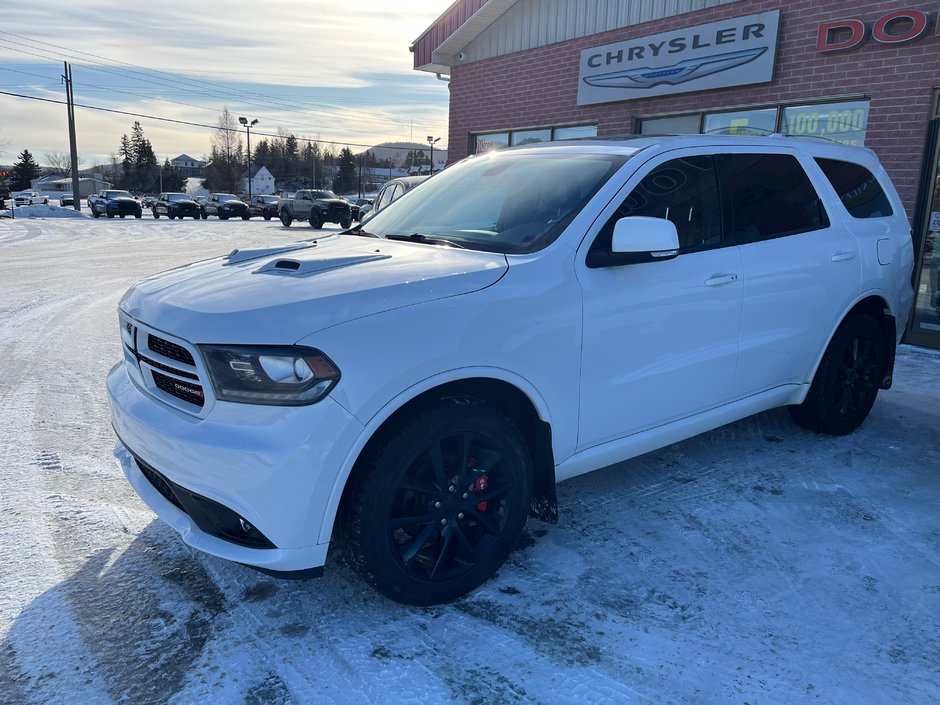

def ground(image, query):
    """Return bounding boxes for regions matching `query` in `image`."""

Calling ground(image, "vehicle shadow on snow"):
[3,396,939,704]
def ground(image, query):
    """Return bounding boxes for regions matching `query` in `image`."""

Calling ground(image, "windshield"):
[312,190,338,199]
[167,194,190,202]
[105,191,133,199]
[262,196,278,203]
[361,151,628,254]
[216,194,238,201]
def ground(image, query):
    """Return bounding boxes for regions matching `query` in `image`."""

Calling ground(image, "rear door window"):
[719,153,829,244]
[815,158,894,218]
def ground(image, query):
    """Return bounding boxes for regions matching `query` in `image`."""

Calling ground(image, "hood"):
[109,197,138,203]
[119,234,508,344]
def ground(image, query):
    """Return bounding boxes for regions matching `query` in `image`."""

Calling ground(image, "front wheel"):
[219,213,229,220]
[135,214,142,219]
[310,213,324,229]
[241,215,250,220]
[153,211,160,219]
[263,214,272,221]
[343,398,532,605]
[92,209,101,218]
[788,314,886,436]
[279,210,293,227]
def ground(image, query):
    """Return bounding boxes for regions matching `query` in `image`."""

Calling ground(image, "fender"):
[797,288,896,403]
[316,366,554,544]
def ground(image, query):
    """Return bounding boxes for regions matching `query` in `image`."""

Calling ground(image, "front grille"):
[152,369,205,407]
[327,203,350,220]
[135,350,199,380]
[149,334,195,366]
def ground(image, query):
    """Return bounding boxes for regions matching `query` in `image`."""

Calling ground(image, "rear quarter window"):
[814,158,894,218]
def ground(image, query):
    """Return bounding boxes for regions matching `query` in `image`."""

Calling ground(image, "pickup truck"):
[278,189,353,229]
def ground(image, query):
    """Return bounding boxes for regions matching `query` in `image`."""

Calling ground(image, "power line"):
[0,89,438,153]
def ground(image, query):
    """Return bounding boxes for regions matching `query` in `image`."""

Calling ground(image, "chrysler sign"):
[577,11,780,106]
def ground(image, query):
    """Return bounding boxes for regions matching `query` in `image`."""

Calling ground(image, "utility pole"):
[63,62,80,211]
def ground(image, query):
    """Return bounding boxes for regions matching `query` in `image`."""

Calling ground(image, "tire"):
[242,215,250,220]
[341,219,352,230]
[192,215,200,220]
[135,214,142,219]
[119,215,126,218]
[153,211,160,219]
[263,214,272,221]
[280,210,293,227]
[788,314,886,436]
[92,209,100,218]
[107,213,114,218]
[310,213,323,229]
[343,398,532,605]
[201,211,207,220]
[43,199,48,205]
[219,213,229,220]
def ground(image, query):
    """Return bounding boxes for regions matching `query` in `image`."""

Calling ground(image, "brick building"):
[412,0,940,348]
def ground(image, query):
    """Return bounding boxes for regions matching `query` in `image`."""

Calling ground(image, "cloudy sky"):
[0,0,453,167]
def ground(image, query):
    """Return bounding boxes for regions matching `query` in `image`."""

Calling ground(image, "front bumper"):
[107,359,364,573]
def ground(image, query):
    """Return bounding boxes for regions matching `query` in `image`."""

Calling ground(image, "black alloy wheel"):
[280,210,292,227]
[789,314,886,436]
[344,398,532,605]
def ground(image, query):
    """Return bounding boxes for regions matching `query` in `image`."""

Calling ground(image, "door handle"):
[705,273,738,287]
[831,251,857,262]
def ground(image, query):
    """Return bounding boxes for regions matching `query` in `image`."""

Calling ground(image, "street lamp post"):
[239,117,259,199]
[427,135,440,175]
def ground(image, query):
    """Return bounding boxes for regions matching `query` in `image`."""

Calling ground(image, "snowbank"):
[4,204,90,219]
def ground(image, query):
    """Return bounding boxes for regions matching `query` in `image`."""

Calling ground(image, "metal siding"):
[462,0,741,62]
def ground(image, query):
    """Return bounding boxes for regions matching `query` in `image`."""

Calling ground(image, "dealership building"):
[412,0,940,349]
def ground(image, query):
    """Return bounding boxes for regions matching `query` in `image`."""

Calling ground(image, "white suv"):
[108,136,914,605]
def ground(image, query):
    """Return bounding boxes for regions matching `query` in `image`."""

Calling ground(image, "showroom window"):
[473,124,598,153]
[639,99,870,146]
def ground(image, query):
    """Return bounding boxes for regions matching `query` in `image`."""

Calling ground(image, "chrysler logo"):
[583,47,767,89]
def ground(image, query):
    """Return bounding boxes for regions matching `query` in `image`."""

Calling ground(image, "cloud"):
[0,0,451,163]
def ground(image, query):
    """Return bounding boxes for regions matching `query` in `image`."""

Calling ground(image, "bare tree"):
[45,151,76,176]
[207,107,245,192]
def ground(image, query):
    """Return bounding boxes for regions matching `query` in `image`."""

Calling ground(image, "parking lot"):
[1,216,938,705]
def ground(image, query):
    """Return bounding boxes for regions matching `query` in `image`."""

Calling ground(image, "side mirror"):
[587,216,680,268]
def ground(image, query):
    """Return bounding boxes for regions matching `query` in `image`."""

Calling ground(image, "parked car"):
[59,194,76,207]
[278,189,352,229]
[203,193,250,220]
[141,196,157,208]
[362,176,429,221]
[353,198,372,221]
[247,195,280,220]
[152,193,201,220]
[90,190,143,218]
[108,136,914,606]
[13,191,47,206]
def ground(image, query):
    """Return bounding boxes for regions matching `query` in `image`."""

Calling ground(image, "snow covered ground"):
[1,217,938,705]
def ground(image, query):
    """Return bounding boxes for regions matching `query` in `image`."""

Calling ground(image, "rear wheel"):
[788,314,886,436]
[153,211,160,219]
[343,398,532,605]
[219,213,229,220]
[263,214,272,221]
[242,215,250,220]
[340,219,352,230]
[280,210,293,227]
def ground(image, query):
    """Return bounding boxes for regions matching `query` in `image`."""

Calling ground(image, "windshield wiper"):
[385,233,467,249]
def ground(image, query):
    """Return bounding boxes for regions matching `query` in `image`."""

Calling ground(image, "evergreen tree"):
[333,147,357,193]
[10,149,41,190]
[160,158,186,192]
[119,134,134,189]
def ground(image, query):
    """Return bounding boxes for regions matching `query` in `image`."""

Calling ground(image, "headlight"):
[198,345,340,405]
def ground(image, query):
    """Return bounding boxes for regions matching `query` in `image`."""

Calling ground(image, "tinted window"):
[719,154,828,243]
[815,158,893,218]
[594,155,723,253]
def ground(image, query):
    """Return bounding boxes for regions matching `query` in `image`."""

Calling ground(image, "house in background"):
[31,175,111,198]
[170,154,207,177]
[239,165,275,196]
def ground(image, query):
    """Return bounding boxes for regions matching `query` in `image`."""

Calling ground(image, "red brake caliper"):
[474,474,488,512]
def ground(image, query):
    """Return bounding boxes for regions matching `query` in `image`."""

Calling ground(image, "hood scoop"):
[225,242,317,266]
[255,253,392,277]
